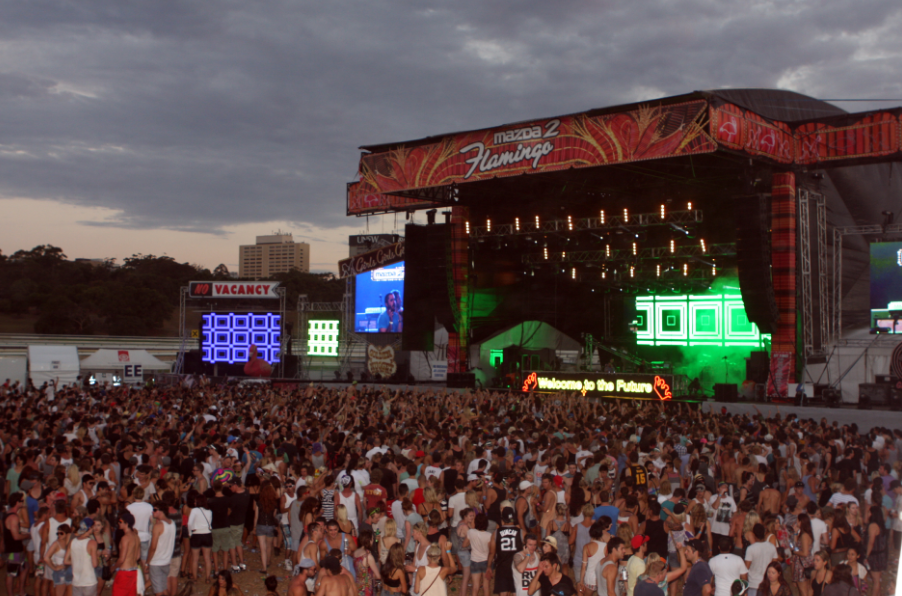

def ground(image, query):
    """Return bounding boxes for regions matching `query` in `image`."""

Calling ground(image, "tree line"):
[0,245,344,336]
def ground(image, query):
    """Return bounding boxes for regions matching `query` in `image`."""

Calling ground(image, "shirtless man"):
[537,474,558,530]
[112,511,140,596]
[289,559,317,596]
[757,474,781,516]
[313,556,355,596]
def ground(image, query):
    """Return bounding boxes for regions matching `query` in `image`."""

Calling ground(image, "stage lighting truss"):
[471,209,701,238]
[521,242,735,265]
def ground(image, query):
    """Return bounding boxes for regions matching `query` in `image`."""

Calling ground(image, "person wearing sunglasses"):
[44,523,74,596]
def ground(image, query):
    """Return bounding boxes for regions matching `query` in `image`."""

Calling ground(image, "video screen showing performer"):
[354,261,405,333]
[378,289,403,332]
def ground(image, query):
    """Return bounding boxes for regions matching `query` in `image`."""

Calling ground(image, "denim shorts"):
[471,560,488,574]
[256,524,276,537]
[53,567,74,586]
[457,550,471,567]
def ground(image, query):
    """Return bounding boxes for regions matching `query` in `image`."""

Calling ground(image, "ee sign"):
[521,371,673,400]
[122,364,144,384]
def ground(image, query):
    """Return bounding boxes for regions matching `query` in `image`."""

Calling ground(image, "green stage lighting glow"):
[308,320,340,357]
[634,293,769,347]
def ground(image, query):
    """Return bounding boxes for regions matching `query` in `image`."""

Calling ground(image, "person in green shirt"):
[5,452,25,496]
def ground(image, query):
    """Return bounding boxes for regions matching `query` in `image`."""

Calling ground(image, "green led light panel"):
[308,320,340,357]
[634,295,768,347]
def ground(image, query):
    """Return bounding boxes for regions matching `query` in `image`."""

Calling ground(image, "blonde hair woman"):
[418,487,445,523]
[414,543,457,596]
[335,504,356,537]
[64,465,82,496]
[465,490,483,516]
[379,518,399,564]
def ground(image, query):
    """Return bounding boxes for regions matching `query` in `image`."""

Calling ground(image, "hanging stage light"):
[543,246,549,260]
[571,268,576,279]
[630,266,635,278]
[515,217,520,231]
[623,208,629,222]
[656,264,661,277]
[605,244,611,258]
[632,242,637,255]
[465,221,470,235]
[486,218,492,232]
[700,238,706,253]
[670,239,675,253]
[601,271,606,279]
[683,263,688,276]
[535,215,540,228]
[687,201,693,210]
[660,204,666,219]
[712,266,716,276]
[562,251,567,259]
[567,215,573,231]
[600,210,605,224]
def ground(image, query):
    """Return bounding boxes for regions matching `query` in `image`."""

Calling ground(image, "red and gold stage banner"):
[795,112,899,165]
[348,100,717,214]
[347,181,436,215]
[338,241,405,279]
[710,103,794,163]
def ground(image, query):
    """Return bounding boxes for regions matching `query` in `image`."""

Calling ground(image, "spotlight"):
[571,268,576,279]
[465,221,470,235]
[600,210,605,224]
[700,238,706,253]
[712,266,716,276]
[601,271,606,279]
[515,217,520,231]
[567,215,573,231]
[606,245,611,258]
[656,264,661,277]
[670,239,675,254]
[660,205,666,220]
[630,266,635,278]
[486,218,491,232]
[687,201,693,211]
[543,247,549,260]
[562,251,567,259]
[623,208,629,223]
[632,242,637,255]
[535,215,540,228]
[683,263,688,276]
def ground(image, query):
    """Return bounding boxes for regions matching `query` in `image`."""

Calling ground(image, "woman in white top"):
[44,523,73,596]
[408,521,432,594]
[414,543,458,596]
[578,522,609,593]
[187,493,214,581]
[464,513,493,596]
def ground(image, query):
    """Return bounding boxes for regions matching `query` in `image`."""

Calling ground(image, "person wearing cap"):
[488,507,523,596]
[289,558,316,596]
[515,481,537,536]
[626,535,649,596]
[708,536,748,596]
[66,519,98,596]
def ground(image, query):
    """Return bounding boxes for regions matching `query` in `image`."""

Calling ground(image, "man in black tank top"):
[488,508,523,596]
[486,473,507,530]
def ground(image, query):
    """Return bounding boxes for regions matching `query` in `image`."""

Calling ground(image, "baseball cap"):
[732,579,750,596]
[467,473,480,482]
[519,480,533,491]
[340,476,352,487]
[298,558,316,569]
[78,518,94,534]
[544,536,558,548]
[630,535,650,550]
[415,450,426,458]
[553,476,563,488]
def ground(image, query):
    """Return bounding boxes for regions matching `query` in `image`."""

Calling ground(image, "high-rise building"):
[238,233,310,278]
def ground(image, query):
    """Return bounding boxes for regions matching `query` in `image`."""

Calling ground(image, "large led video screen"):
[201,313,281,364]
[870,242,902,332]
[354,261,405,333]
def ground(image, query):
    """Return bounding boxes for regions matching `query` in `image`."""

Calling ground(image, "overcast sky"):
[1,0,900,273]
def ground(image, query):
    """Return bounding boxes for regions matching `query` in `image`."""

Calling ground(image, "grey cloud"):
[0,0,901,235]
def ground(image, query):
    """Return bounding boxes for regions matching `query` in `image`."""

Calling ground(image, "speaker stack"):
[402,224,455,351]
[714,383,738,402]
[735,195,779,336]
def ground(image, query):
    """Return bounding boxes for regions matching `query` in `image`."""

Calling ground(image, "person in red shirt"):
[363,469,388,511]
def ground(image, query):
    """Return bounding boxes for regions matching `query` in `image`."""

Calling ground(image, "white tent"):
[469,321,581,386]
[28,345,80,387]
[79,349,172,371]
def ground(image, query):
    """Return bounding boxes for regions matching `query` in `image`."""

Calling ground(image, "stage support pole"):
[769,172,797,395]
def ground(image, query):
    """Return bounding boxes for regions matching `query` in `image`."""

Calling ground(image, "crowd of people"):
[1,377,902,596]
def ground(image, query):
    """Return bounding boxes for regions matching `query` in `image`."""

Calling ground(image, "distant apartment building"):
[238,234,310,278]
